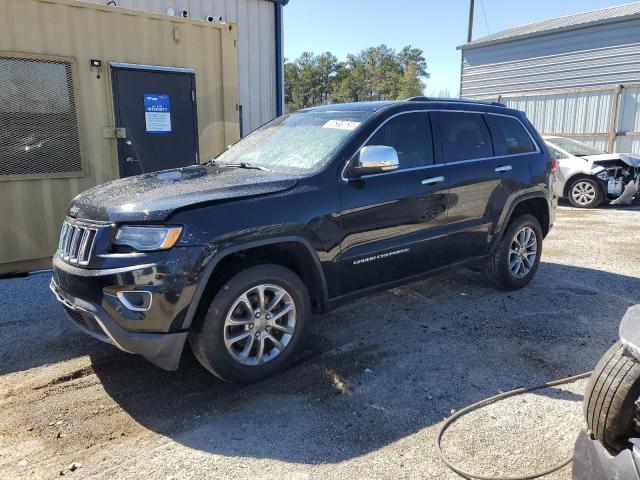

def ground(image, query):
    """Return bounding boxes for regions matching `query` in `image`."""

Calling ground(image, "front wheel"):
[189,264,311,383]
[568,177,604,208]
[483,214,543,291]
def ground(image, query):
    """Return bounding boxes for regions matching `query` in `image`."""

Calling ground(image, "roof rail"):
[404,96,506,107]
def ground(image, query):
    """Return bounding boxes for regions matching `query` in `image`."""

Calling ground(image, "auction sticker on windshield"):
[323,119,361,131]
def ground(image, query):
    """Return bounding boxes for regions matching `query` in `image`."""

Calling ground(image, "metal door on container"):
[110,63,199,177]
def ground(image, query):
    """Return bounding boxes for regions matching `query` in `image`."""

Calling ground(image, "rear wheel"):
[483,214,542,291]
[568,177,604,208]
[190,264,311,383]
[583,341,640,452]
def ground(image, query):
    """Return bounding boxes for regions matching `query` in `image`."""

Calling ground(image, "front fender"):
[560,167,606,197]
[180,235,329,330]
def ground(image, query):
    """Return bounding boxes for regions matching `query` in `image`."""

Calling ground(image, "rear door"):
[111,63,199,177]
[339,111,451,294]
[433,111,539,263]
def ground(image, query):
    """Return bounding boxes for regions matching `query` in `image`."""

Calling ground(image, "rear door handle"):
[421,176,445,185]
[495,165,513,172]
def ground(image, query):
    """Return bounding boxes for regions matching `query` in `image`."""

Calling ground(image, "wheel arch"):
[181,236,329,330]
[563,172,602,198]
[495,191,551,240]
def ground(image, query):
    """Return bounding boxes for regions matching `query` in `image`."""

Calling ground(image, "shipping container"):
[81,0,285,134]
[0,0,240,275]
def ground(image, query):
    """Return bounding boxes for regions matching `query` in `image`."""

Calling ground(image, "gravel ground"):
[1,203,639,479]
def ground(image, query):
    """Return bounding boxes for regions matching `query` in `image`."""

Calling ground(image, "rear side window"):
[367,112,433,169]
[436,112,493,162]
[486,115,537,156]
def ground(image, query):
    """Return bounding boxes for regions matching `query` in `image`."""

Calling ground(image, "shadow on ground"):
[78,262,640,464]
[0,272,114,375]
[558,198,640,211]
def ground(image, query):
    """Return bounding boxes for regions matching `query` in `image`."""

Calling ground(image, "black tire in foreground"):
[189,264,311,384]
[483,214,543,291]
[568,176,604,209]
[583,341,640,452]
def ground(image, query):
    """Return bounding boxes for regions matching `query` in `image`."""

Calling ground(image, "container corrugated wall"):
[82,0,276,134]
[0,0,239,273]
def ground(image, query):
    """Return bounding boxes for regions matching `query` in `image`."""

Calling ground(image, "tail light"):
[550,158,559,173]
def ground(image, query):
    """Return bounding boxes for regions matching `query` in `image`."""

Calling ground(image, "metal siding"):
[0,0,239,272]
[503,91,611,134]
[463,2,640,48]
[461,15,640,156]
[618,87,640,132]
[83,0,276,133]
[461,18,640,97]
[615,84,640,154]
[615,135,640,154]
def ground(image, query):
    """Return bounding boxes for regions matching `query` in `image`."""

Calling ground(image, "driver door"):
[338,111,451,294]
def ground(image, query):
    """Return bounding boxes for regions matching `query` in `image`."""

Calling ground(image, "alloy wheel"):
[571,181,597,206]
[508,226,537,279]
[223,284,296,366]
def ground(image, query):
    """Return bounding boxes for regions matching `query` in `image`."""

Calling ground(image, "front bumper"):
[50,279,188,370]
[51,246,208,370]
[573,430,640,480]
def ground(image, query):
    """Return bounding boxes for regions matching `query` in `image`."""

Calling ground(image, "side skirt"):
[325,256,488,312]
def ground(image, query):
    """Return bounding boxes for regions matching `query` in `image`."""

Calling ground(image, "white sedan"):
[544,136,640,208]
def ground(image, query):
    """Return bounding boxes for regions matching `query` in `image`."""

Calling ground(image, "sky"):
[283,0,634,96]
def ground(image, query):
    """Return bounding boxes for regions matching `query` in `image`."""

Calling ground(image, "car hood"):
[67,164,299,222]
[582,153,640,168]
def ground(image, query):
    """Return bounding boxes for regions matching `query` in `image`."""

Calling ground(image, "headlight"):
[114,226,182,251]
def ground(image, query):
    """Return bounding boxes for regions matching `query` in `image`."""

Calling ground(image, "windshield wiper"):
[220,162,270,172]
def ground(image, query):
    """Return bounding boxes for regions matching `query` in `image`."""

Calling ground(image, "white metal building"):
[459,3,640,153]
[83,0,286,135]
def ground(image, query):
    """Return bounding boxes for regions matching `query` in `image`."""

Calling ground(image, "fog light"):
[117,291,153,312]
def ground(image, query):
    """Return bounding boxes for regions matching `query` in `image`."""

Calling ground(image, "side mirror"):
[348,146,399,178]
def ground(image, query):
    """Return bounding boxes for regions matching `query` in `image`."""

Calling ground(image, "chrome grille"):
[57,221,98,265]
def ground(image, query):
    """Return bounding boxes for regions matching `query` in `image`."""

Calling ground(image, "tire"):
[583,341,640,452]
[189,264,311,384]
[568,177,604,208]
[483,214,542,291]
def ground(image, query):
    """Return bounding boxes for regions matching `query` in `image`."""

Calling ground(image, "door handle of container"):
[421,176,445,186]
[495,165,513,173]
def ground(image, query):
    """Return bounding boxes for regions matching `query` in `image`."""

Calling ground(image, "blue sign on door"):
[144,94,172,134]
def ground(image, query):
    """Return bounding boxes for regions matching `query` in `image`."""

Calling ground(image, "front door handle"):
[495,165,513,172]
[421,176,445,185]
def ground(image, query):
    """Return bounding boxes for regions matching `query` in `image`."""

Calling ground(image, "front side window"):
[215,110,372,174]
[366,112,433,170]
[437,112,493,163]
[486,115,536,156]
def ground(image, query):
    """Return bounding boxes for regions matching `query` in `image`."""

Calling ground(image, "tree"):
[315,52,339,104]
[284,45,429,112]
[399,63,425,98]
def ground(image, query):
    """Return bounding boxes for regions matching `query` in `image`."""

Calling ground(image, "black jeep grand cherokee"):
[51,98,556,383]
